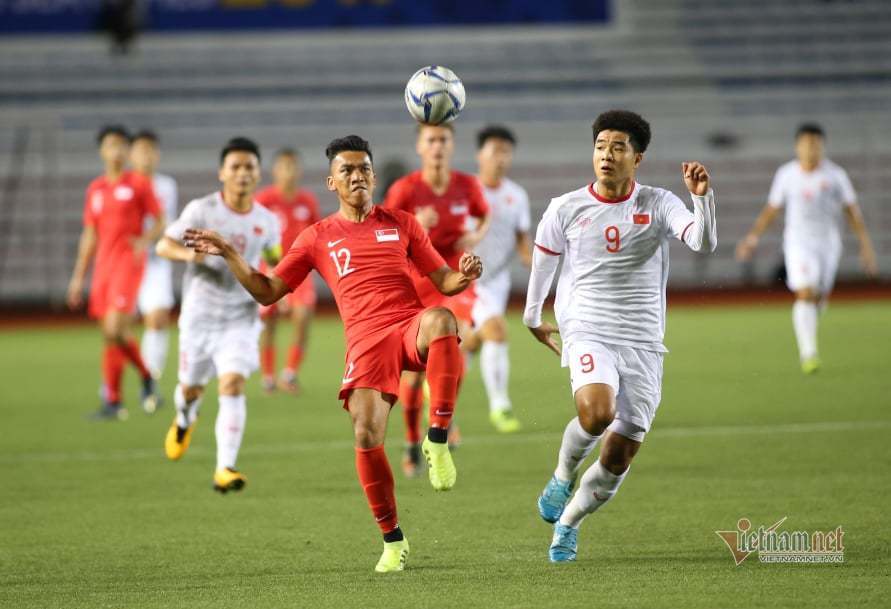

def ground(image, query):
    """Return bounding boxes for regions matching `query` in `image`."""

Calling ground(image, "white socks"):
[141,328,169,379]
[792,300,818,361]
[559,460,628,528]
[481,341,511,412]
[555,417,600,482]
[215,394,246,471]
[174,385,202,429]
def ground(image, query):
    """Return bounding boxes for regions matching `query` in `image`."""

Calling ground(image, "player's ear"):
[634,152,644,169]
[326,175,336,192]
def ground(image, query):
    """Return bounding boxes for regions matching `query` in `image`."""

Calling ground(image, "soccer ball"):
[404,66,466,125]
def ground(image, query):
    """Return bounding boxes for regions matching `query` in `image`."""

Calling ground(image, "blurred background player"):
[524,110,717,562]
[736,123,878,374]
[181,134,481,571]
[156,137,281,494]
[131,129,178,382]
[470,125,532,433]
[384,123,490,475]
[66,125,164,420]
[255,148,321,394]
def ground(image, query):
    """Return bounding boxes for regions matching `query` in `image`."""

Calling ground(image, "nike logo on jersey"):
[327,238,346,248]
[375,228,399,242]
[342,361,356,383]
[450,204,469,215]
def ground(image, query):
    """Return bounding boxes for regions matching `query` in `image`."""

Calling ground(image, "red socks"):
[261,345,276,377]
[285,345,304,373]
[355,445,398,534]
[102,345,125,403]
[426,335,462,430]
[120,339,151,380]
[399,377,424,444]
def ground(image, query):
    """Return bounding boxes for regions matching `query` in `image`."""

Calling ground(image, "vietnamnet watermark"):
[716,517,845,565]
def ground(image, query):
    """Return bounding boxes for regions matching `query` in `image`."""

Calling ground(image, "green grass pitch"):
[1,301,889,608]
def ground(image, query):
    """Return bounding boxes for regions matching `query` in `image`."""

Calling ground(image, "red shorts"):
[259,276,316,319]
[88,263,145,319]
[412,274,476,325]
[338,309,429,407]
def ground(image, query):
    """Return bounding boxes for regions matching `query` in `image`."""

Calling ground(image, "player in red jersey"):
[255,148,321,394]
[181,135,481,572]
[383,123,490,474]
[66,125,165,420]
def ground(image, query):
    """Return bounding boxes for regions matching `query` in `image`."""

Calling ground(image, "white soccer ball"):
[404,65,466,125]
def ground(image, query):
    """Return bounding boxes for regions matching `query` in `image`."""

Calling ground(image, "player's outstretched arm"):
[736,204,780,261]
[522,246,561,356]
[679,162,718,253]
[182,228,290,305]
[66,226,97,310]
[843,204,879,277]
[427,252,483,296]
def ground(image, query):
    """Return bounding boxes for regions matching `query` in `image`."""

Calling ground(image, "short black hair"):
[477,125,516,149]
[220,137,261,165]
[591,110,651,153]
[96,124,130,146]
[416,122,454,135]
[796,122,825,140]
[325,135,373,165]
[132,129,159,145]
[275,147,300,160]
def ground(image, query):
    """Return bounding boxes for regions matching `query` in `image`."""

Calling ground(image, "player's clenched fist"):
[682,162,710,196]
[458,252,483,280]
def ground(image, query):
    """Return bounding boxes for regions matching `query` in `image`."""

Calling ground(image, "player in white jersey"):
[736,123,877,374]
[470,126,532,433]
[131,130,178,382]
[156,138,281,493]
[523,110,717,562]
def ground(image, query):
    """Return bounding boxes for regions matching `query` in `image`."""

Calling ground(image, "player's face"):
[99,134,130,169]
[130,139,159,174]
[327,151,375,208]
[273,154,301,188]
[477,138,514,177]
[593,130,642,185]
[218,151,261,197]
[795,133,824,167]
[416,126,454,167]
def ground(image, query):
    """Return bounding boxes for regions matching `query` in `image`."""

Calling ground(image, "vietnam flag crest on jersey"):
[633,214,650,225]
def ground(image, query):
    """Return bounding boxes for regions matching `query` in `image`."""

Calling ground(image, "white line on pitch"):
[2,419,889,465]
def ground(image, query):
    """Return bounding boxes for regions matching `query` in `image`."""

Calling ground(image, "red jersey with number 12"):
[273,206,446,346]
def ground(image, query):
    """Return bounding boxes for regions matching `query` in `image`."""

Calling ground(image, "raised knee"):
[576,396,615,436]
[422,307,458,338]
[182,385,203,402]
[353,420,382,449]
[218,376,245,396]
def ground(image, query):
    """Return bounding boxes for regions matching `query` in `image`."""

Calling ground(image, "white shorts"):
[138,258,175,314]
[784,243,841,295]
[471,271,511,328]
[563,339,663,442]
[178,319,261,387]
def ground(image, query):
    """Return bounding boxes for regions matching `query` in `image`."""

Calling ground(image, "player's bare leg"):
[477,315,520,433]
[141,308,171,380]
[93,310,158,419]
[793,287,822,374]
[259,312,278,394]
[538,383,612,522]
[212,373,248,493]
[278,304,312,394]
[165,383,203,460]
[348,388,408,572]
[415,307,462,491]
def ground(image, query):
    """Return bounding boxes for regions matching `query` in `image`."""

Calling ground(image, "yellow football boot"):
[164,419,196,461]
[422,437,456,491]
[213,468,247,494]
[374,537,409,573]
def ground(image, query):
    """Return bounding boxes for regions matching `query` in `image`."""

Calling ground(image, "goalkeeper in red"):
[181,135,481,573]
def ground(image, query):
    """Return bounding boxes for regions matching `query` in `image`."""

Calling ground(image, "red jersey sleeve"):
[383,178,411,211]
[83,185,97,227]
[273,225,317,291]
[138,175,162,219]
[403,212,446,275]
[467,177,490,218]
